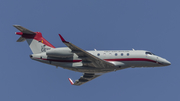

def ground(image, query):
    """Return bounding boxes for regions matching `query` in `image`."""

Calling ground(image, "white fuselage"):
[30,47,171,73]
[14,25,171,86]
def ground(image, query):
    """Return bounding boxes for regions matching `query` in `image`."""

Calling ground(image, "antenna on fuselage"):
[94,49,97,51]
[132,48,135,51]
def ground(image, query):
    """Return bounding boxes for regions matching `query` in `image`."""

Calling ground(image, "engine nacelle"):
[46,47,73,58]
[109,61,125,66]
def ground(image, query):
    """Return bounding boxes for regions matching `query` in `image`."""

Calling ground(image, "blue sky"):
[0,0,179,101]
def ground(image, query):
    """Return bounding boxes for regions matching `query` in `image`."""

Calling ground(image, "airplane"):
[14,25,171,86]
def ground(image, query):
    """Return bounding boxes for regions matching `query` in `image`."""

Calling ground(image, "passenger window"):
[127,53,129,56]
[97,53,100,56]
[115,53,118,56]
[121,53,123,56]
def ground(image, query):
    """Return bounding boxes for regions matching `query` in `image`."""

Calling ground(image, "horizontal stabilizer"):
[13,25,36,34]
[16,36,26,42]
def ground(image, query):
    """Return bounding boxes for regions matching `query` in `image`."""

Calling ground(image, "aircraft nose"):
[158,57,171,66]
[164,60,171,66]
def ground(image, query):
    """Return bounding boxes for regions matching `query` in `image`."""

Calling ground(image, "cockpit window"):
[145,52,154,55]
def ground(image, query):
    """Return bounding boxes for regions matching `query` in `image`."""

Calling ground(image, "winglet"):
[68,78,74,85]
[59,34,69,43]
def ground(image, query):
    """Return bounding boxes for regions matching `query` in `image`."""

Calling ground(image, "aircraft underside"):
[32,57,163,73]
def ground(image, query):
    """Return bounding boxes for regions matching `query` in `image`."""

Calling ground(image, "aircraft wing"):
[59,34,115,68]
[68,73,102,86]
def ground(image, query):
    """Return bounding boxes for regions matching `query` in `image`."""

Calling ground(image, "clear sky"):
[0,0,179,101]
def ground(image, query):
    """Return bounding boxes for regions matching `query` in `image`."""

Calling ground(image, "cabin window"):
[127,53,129,56]
[121,53,123,56]
[115,53,118,56]
[97,53,100,56]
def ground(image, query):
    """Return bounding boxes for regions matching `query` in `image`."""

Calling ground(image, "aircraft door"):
[156,57,158,63]
[103,53,107,59]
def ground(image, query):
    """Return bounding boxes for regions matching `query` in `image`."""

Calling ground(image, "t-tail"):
[14,25,55,54]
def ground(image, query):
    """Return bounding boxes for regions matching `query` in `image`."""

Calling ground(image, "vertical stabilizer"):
[14,25,55,54]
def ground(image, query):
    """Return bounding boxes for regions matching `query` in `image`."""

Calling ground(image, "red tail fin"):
[16,32,55,48]
[14,25,55,53]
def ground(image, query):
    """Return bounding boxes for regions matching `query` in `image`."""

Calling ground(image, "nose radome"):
[158,57,171,66]
[164,60,171,66]
[161,58,171,66]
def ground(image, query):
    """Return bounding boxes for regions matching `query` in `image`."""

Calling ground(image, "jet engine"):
[46,47,73,58]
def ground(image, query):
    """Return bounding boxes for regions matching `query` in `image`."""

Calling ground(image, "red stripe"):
[104,58,156,63]
[36,58,157,63]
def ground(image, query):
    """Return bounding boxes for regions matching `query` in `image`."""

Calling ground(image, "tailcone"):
[15,32,23,35]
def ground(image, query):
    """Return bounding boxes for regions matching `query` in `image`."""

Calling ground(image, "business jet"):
[14,25,171,86]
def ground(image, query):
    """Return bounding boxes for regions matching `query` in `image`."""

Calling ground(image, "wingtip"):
[68,78,74,85]
[13,25,21,27]
[58,34,69,43]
